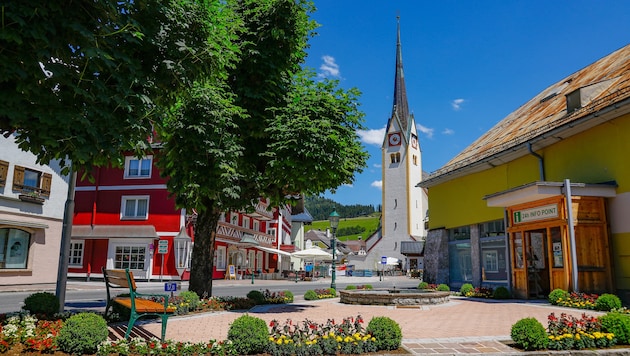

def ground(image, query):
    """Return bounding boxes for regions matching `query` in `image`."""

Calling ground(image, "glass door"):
[525,229,549,298]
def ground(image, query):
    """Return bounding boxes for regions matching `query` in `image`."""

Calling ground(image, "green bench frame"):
[103,268,175,341]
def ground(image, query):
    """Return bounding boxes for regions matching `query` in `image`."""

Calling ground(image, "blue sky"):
[303,0,630,209]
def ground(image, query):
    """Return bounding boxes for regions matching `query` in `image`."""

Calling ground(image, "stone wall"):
[423,229,449,285]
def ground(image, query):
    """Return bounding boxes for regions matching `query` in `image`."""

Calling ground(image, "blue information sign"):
[164,282,177,292]
[381,256,387,265]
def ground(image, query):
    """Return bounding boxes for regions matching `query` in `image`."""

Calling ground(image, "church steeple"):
[392,16,410,133]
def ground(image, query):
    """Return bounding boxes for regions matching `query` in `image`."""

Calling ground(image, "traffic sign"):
[164,282,177,292]
[157,240,169,254]
[381,256,387,265]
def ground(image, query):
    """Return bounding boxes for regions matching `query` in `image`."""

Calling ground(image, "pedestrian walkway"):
[129,293,612,355]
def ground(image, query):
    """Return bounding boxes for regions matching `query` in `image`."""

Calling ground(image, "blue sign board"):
[381,256,387,265]
[164,282,177,292]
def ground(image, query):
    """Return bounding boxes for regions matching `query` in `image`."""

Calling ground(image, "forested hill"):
[304,195,376,221]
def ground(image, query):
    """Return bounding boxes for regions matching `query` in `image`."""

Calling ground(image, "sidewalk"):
[121,294,622,355]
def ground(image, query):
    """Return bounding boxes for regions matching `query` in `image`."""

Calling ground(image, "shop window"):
[124,156,152,178]
[0,228,31,269]
[68,241,84,267]
[114,245,146,270]
[448,226,471,241]
[483,250,498,273]
[480,220,505,237]
[248,250,255,269]
[216,245,226,270]
[12,165,52,197]
[121,196,149,220]
[0,160,8,187]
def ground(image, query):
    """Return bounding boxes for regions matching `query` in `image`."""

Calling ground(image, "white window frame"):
[242,216,250,229]
[483,250,499,273]
[267,227,277,238]
[253,220,260,232]
[248,250,255,269]
[216,245,227,270]
[113,244,148,271]
[257,251,264,271]
[124,155,153,179]
[121,195,150,220]
[68,240,84,267]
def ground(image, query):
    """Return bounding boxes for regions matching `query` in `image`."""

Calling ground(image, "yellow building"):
[420,44,630,300]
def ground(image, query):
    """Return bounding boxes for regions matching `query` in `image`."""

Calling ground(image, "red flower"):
[269,321,275,327]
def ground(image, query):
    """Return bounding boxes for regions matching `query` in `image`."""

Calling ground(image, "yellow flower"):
[336,336,342,342]
[276,340,283,345]
[269,336,274,341]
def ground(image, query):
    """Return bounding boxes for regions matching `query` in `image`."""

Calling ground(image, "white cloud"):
[319,55,340,78]
[451,98,465,111]
[442,128,455,135]
[371,180,382,190]
[341,183,353,188]
[357,127,386,146]
[416,124,434,139]
[373,163,382,168]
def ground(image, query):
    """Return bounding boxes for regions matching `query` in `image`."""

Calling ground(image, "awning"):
[256,246,292,256]
[0,219,49,229]
[484,181,617,207]
[72,225,159,239]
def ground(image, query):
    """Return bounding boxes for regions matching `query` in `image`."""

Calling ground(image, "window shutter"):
[41,173,53,196]
[13,165,25,191]
[0,160,8,186]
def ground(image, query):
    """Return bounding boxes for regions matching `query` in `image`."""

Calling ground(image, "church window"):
[394,199,397,208]
[413,155,418,165]
[389,153,401,164]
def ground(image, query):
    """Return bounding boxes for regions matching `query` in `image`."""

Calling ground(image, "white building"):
[0,134,70,286]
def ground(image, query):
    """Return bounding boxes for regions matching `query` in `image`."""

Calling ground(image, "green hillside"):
[308,214,380,242]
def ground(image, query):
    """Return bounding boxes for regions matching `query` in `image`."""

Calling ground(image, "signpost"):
[158,240,169,282]
[164,282,177,298]
[380,256,387,281]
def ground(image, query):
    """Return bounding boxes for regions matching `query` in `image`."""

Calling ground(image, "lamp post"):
[173,227,192,280]
[238,233,259,284]
[329,209,340,290]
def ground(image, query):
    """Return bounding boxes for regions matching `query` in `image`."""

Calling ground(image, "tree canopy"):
[0,0,234,172]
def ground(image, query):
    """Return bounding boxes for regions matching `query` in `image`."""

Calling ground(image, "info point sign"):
[513,204,559,224]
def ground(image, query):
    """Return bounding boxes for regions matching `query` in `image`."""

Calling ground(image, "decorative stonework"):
[339,289,449,306]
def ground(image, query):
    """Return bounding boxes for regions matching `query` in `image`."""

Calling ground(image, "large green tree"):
[157,0,369,296]
[0,0,234,172]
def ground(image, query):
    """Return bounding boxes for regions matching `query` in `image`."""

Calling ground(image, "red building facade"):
[68,153,293,281]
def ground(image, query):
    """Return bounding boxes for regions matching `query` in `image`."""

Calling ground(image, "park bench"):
[103,268,176,341]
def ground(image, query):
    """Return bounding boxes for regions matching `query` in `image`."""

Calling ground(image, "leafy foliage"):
[547,312,615,350]
[22,292,59,318]
[366,316,402,351]
[596,294,622,311]
[548,289,570,305]
[492,286,511,299]
[0,1,229,173]
[55,313,108,355]
[459,283,474,296]
[305,195,375,221]
[227,314,269,355]
[436,284,450,292]
[510,317,548,351]
[600,312,630,344]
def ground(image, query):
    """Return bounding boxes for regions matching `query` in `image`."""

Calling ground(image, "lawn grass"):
[308,214,380,241]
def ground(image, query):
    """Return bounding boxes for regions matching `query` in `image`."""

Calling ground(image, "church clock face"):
[388,132,402,146]
[411,134,418,148]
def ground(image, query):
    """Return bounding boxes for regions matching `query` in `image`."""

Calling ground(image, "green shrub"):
[366,316,402,351]
[548,289,569,305]
[23,292,59,317]
[304,290,318,300]
[282,290,294,303]
[510,317,548,351]
[459,283,474,296]
[437,284,450,292]
[345,285,357,290]
[362,284,373,290]
[55,312,108,355]
[247,290,266,305]
[179,291,200,310]
[493,286,511,299]
[418,281,429,289]
[227,314,269,355]
[596,294,622,311]
[327,288,337,297]
[600,312,630,344]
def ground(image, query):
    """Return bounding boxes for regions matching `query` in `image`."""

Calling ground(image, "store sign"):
[157,240,169,254]
[513,204,559,224]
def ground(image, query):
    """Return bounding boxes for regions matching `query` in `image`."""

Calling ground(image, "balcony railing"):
[216,222,276,245]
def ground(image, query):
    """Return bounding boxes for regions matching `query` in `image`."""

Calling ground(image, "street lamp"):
[238,233,259,284]
[173,227,192,280]
[329,209,340,290]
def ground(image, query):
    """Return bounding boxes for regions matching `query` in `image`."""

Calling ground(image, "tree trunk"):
[188,204,221,297]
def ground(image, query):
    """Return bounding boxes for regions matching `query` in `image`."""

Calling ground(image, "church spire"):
[392,16,410,133]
